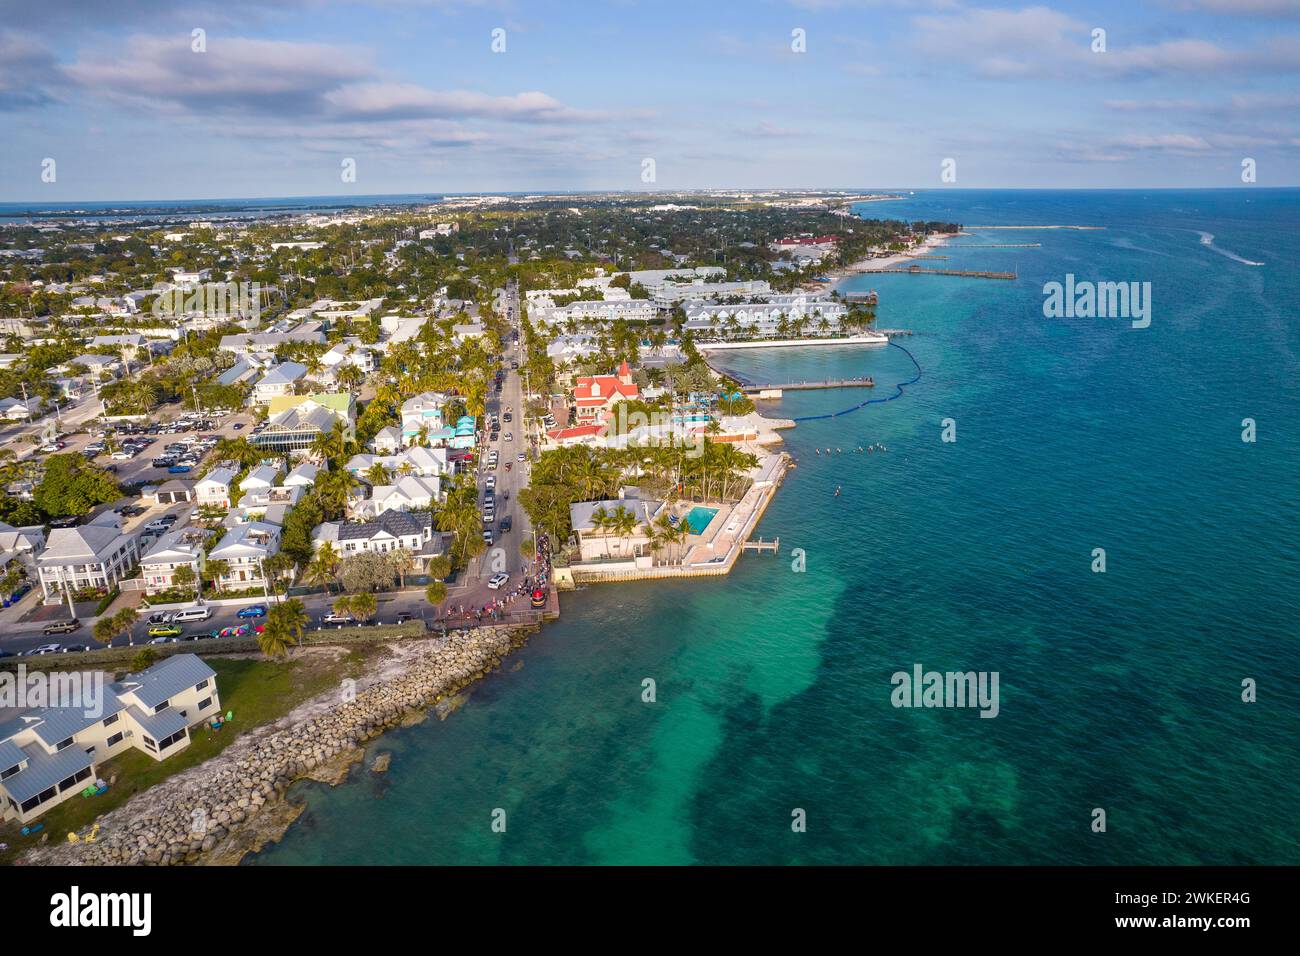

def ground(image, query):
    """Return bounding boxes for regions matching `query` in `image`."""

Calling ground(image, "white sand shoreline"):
[817,233,957,292]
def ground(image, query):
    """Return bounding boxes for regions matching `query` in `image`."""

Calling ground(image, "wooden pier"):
[742,537,780,554]
[949,243,1040,248]
[854,266,1016,279]
[744,377,874,396]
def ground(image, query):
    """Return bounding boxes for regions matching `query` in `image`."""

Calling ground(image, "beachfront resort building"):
[0,655,220,824]
[683,294,849,340]
[529,298,658,329]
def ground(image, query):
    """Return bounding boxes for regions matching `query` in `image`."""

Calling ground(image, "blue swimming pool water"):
[683,506,718,534]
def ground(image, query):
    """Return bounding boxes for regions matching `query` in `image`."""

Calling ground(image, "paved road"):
[444,277,541,616]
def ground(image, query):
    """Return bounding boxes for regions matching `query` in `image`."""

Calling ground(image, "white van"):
[172,607,212,623]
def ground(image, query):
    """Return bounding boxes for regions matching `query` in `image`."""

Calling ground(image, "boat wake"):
[1196,231,1264,267]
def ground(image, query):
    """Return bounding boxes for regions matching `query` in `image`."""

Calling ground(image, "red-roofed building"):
[544,424,607,448]
[572,361,639,426]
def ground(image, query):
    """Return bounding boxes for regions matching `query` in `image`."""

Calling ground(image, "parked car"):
[147,612,174,626]
[42,619,81,636]
[23,643,63,656]
[147,623,182,638]
[237,605,267,619]
[232,422,244,430]
[482,530,494,546]
[168,465,192,474]
[488,573,509,590]
[147,636,180,645]
[322,612,355,625]
[58,644,90,654]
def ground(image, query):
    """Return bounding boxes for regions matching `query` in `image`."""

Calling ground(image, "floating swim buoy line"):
[792,341,923,423]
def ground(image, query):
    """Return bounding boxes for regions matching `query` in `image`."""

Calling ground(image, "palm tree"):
[336,363,364,391]
[310,419,351,463]
[305,542,341,594]
[258,599,307,658]
[365,462,393,487]
[113,607,139,646]
[315,466,359,518]
[589,505,612,558]
[388,547,414,588]
[204,558,230,594]
[425,580,447,615]
[350,592,377,623]
[610,504,639,557]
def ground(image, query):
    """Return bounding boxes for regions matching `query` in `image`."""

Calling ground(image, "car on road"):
[23,643,63,656]
[482,530,494,546]
[237,604,267,619]
[487,573,509,590]
[504,432,513,442]
[42,619,81,635]
[147,623,183,638]
[59,644,90,653]
[111,451,133,460]
[394,611,414,624]
[485,476,496,490]
[322,612,355,625]
[503,412,512,422]
[517,452,526,462]
[168,465,192,474]
[148,612,175,626]
[232,422,244,430]
[500,516,512,533]
[147,635,180,645]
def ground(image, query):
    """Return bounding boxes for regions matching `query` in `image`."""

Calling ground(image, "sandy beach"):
[817,233,957,292]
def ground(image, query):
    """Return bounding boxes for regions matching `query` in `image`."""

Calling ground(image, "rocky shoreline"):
[20,625,535,867]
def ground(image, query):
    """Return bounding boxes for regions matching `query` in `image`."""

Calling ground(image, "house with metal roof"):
[0,654,219,824]
[139,526,207,594]
[35,517,139,601]
[207,521,281,591]
[251,361,308,404]
[195,465,238,508]
[312,508,445,569]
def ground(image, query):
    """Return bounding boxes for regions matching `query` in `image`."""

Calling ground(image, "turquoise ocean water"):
[254,189,1299,865]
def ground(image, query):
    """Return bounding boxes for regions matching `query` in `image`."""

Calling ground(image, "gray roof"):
[570,496,663,533]
[127,705,188,742]
[257,361,308,387]
[1,743,93,803]
[38,524,127,563]
[28,696,126,747]
[0,738,26,772]
[337,508,430,541]
[110,654,215,710]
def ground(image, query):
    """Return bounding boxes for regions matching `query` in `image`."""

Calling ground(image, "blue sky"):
[2,0,1298,200]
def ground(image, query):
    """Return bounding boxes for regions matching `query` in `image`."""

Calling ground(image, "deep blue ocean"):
[252,189,1299,865]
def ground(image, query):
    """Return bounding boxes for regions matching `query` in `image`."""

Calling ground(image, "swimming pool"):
[682,506,718,534]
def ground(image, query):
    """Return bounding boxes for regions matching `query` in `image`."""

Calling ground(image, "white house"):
[312,509,444,570]
[195,466,237,508]
[139,526,207,595]
[36,517,140,601]
[207,521,281,591]
[251,362,308,404]
[350,476,441,519]
[238,464,281,496]
[399,391,452,446]
[0,655,220,824]
[346,445,448,481]
[283,461,320,489]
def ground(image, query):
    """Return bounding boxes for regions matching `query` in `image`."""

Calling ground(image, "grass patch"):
[0,648,373,866]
